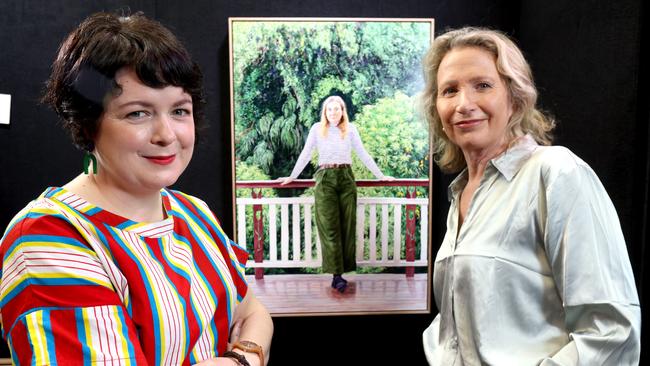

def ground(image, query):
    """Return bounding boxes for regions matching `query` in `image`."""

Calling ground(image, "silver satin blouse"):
[423,135,640,365]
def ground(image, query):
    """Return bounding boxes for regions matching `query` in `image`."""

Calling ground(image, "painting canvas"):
[229,17,434,316]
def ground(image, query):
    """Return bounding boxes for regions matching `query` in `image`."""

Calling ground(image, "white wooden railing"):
[235,179,430,278]
[237,196,429,268]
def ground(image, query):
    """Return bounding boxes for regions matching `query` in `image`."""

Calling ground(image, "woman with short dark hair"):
[0,12,272,366]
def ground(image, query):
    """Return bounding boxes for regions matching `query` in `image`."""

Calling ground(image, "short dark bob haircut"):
[42,11,206,152]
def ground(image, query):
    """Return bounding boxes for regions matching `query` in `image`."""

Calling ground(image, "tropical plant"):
[232,21,431,182]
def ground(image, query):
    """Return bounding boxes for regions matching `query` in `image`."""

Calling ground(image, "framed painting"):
[229,17,434,316]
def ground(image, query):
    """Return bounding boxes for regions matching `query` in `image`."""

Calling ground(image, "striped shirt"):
[289,123,385,179]
[0,187,248,365]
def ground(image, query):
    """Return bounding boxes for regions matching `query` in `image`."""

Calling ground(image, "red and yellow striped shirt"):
[0,187,248,365]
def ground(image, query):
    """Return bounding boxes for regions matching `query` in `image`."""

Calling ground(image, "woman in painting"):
[421,27,640,364]
[0,12,272,366]
[280,95,393,293]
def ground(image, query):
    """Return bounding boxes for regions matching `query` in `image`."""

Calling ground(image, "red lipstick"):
[146,155,176,165]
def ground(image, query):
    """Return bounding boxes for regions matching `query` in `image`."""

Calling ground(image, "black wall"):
[0,0,646,364]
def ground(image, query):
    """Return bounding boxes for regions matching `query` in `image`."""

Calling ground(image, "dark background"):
[0,0,647,364]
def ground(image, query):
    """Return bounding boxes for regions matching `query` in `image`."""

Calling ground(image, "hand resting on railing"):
[278,175,396,187]
[278,177,294,186]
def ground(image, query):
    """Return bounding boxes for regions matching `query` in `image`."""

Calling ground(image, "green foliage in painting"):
[352,92,429,179]
[232,21,431,181]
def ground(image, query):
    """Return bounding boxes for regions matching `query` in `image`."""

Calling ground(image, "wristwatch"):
[233,340,264,365]
[223,351,250,366]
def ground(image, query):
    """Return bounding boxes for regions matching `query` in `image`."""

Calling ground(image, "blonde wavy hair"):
[319,95,350,139]
[421,27,555,173]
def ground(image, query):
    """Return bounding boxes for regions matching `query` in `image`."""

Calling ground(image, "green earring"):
[83,152,97,174]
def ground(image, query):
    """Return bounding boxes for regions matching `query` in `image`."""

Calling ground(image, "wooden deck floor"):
[247,273,429,316]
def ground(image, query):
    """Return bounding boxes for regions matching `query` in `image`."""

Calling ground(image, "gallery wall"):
[0,0,646,363]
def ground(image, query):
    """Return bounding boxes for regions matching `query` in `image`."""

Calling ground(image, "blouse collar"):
[448,134,539,201]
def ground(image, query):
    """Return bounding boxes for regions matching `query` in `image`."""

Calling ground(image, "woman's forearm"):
[232,292,274,365]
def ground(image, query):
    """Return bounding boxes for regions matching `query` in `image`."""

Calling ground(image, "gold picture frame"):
[229,17,434,316]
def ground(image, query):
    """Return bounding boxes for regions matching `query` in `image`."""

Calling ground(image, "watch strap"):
[223,351,251,366]
[232,340,264,365]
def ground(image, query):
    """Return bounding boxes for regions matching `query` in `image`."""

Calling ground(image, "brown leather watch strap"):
[232,340,264,365]
[223,351,250,366]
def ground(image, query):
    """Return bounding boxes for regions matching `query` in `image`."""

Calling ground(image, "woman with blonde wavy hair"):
[280,95,393,292]
[421,27,640,365]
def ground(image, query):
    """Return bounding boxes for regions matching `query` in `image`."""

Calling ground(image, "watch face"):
[235,340,264,362]
[240,340,260,350]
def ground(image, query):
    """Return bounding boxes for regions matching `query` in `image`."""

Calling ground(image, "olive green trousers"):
[314,166,357,274]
